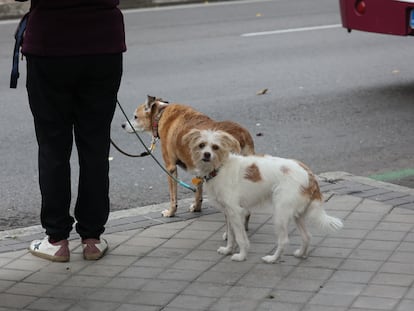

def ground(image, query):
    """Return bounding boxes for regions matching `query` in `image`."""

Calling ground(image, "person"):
[18,0,126,262]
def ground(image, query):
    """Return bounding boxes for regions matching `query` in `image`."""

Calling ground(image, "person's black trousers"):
[26,54,123,241]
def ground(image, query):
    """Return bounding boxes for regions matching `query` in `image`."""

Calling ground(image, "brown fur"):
[296,161,323,202]
[244,164,262,182]
[134,95,255,217]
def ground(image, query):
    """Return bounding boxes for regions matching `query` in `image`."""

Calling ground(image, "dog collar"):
[152,105,167,138]
[203,168,220,182]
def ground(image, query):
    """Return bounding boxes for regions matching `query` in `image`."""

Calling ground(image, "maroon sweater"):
[21,0,126,56]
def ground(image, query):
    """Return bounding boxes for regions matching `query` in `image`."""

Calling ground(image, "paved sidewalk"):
[1,172,414,310]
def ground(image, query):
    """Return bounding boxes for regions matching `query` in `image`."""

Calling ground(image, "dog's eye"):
[212,145,219,151]
[199,143,205,149]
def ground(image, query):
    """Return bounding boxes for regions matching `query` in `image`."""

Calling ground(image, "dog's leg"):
[262,197,290,264]
[223,210,250,241]
[228,207,250,262]
[293,215,311,258]
[162,165,178,217]
[217,209,236,256]
[189,181,203,212]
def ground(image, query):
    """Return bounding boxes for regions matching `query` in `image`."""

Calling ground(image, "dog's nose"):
[203,152,211,161]
[121,123,126,129]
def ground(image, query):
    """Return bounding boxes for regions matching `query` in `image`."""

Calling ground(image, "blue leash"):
[10,12,29,89]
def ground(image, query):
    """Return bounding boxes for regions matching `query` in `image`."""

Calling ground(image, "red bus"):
[339,0,414,36]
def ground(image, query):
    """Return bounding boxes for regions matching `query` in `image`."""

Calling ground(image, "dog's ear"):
[182,129,201,148]
[218,131,242,154]
[145,95,157,112]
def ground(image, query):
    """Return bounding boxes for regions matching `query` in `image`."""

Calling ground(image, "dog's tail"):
[307,200,343,232]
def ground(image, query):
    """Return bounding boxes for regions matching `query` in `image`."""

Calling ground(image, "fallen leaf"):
[256,88,268,95]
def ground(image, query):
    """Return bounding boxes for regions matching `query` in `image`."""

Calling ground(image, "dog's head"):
[122,95,168,134]
[183,129,241,174]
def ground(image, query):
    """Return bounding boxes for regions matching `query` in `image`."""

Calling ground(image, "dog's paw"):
[189,203,202,213]
[161,209,174,217]
[262,255,278,264]
[231,253,246,262]
[217,246,232,255]
[293,249,308,259]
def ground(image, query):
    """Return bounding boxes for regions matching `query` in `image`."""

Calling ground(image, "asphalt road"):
[0,0,413,230]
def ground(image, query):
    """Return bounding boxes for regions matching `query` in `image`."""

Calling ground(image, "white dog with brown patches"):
[184,129,343,263]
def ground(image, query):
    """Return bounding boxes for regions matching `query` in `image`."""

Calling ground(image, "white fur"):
[185,129,343,263]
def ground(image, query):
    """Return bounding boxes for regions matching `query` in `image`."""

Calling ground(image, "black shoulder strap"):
[10,12,29,89]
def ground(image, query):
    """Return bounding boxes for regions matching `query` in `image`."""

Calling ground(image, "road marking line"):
[369,168,414,182]
[241,24,342,37]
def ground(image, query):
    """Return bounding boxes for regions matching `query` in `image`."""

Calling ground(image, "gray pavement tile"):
[162,237,205,249]
[309,292,356,307]
[182,281,231,298]
[266,289,314,304]
[104,277,148,290]
[256,301,303,311]
[61,275,110,288]
[384,213,414,224]
[77,264,126,277]
[209,297,259,311]
[140,279,190,294]
[5,282,53,296]
[196,270,244,286]
[352,296,399,310]
[376,222,413,232]
[396,300,414,311]
[329,270,375,283]
[339,258,384,272]
[184,249,221,261]
[90,287,135,302]
[45,285,96,300]
[108,244,154,257]
[121,236,166,247]
[371,272,414,286]
[275,277,324,292]
[380,262,414,274]
[298,256,343,269]
[157,268,204,281]
[358,239,400,251]
[166,294,216,310]
[397,241,414,252]
[94,254,137,266]
[349,248,393,261]
[171,258,216,271]
[146,246,189,259]
[388,251,414,263]
[319,281,365,296]
[366,230,407,241]
[119,266,163,279]
[126,290,176,306]
[66,300,119,311]
[0,268,38,282]
[288,266,335,281]
[132,255,178,268]
[0,293,38,309]
[309,246,353,258]
[302,305,347,311]
[224,285,271,299]
[116,304,158,311]
[362,284,407,299]
[0,279,14,292]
